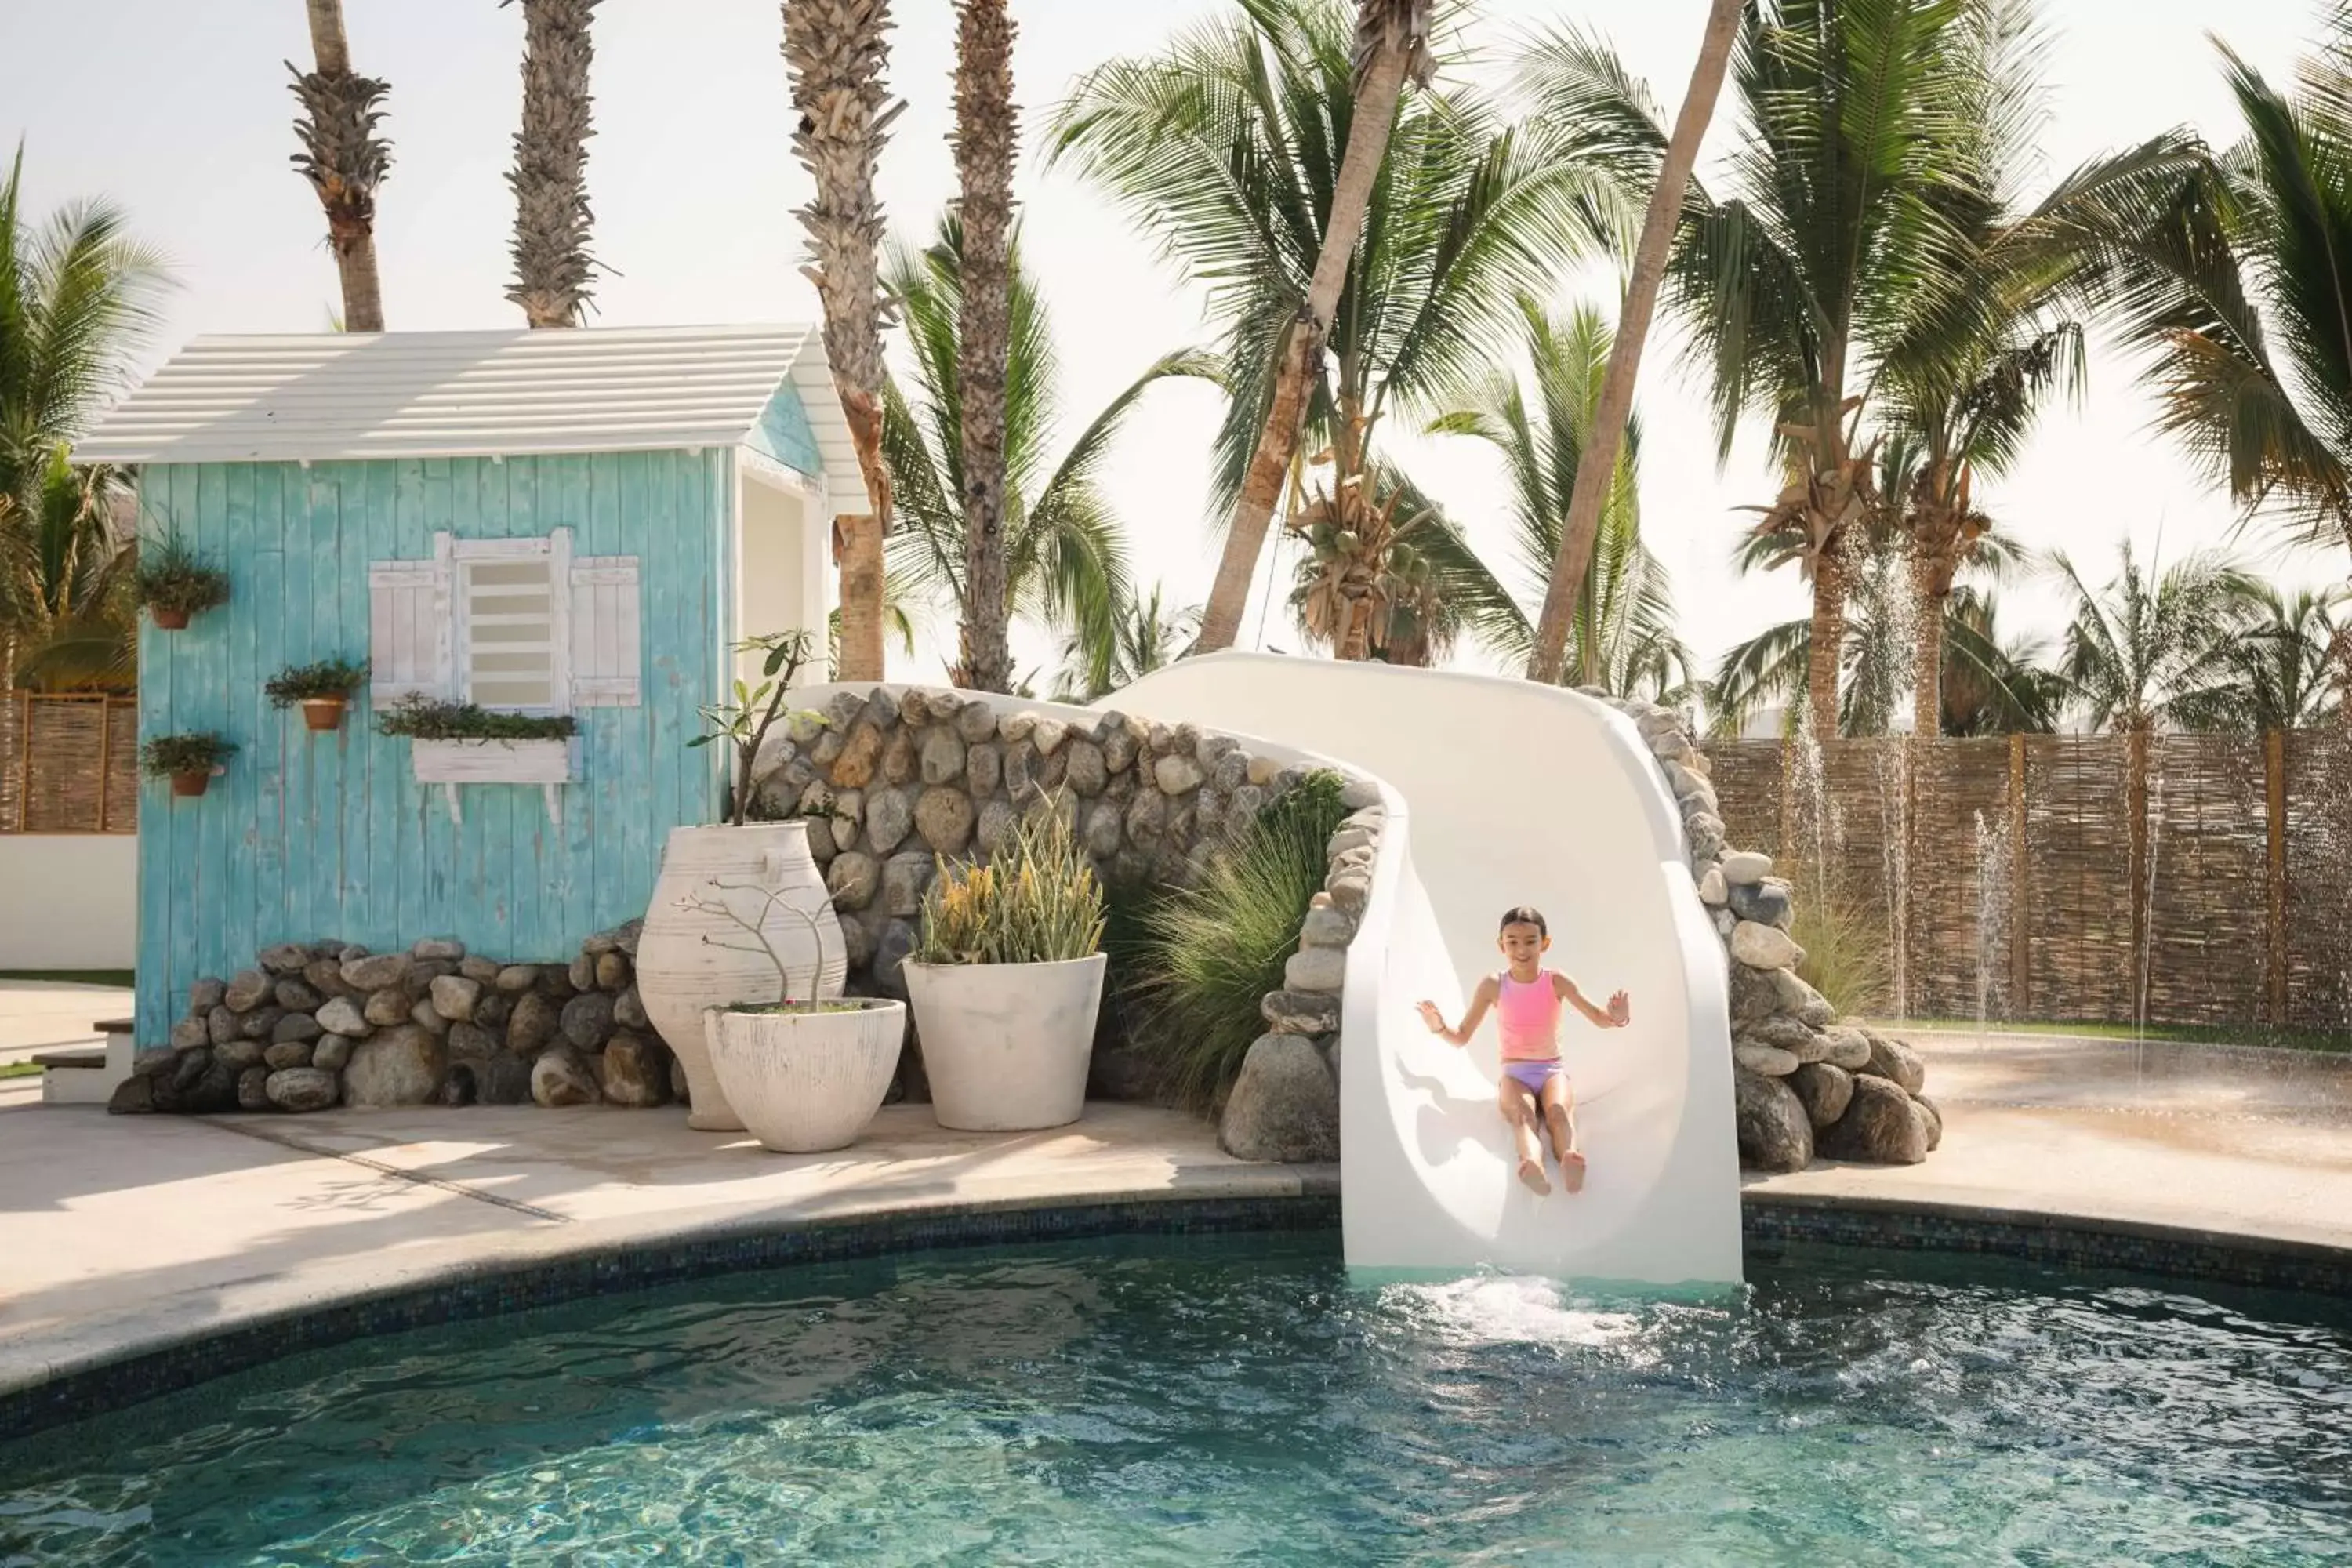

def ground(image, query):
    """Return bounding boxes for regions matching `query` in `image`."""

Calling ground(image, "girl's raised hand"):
[1606,991,1631,1026]
[1416,1000,1446,1033]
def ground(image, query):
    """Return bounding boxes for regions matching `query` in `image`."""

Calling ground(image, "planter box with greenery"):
[133,535,231,631]
[266,657,369,731]
[905,808,1109,1132]
[142,732,236,800]
[376,697,579,823]
[693,875,902,1154]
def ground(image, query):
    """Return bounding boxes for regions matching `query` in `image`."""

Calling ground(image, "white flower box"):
[408,737,579,824]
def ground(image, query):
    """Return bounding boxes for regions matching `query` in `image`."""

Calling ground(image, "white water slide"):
[1115,654,1742,1287]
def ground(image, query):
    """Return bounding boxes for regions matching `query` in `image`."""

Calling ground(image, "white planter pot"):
[706,1000,906,1153]
[637,821,846,1132]
[905,953,1106,1131]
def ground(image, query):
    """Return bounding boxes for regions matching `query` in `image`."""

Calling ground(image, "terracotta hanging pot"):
[299,697,347,732]
[150,605,191,631]
[169,770,210,799]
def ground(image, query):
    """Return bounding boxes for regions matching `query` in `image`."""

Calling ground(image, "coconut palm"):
[0,150,166,691]
[1527,0,2053,738]
[1519,0,1743,687]
[950,0,1018,693]
[880,216,1217,686]
[2220,584,2347,732]
[1050,0,1613,659]
[288,0,391,332]
[2048,543,2263,736]
[1709,550,2055,739]
[1429,298,1691,699]
[504,0,600,328]
[2036,13,2352,718]
[784,0,901,682]
[1053,585,1200,702]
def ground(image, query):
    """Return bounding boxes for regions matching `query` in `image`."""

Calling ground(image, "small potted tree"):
[635,630,843,1131]
[132,535,231,630]
[266,657,369,731]
[143,732,236,798]
[695,879,906,1153]
[906,805,1108,1131]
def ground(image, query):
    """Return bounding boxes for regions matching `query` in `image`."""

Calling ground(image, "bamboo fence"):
[1708,731,2352,1033]
[1,692,140,835]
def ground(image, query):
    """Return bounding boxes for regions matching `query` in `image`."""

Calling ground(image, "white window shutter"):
[568,553,642,707]
[368,540,452,702]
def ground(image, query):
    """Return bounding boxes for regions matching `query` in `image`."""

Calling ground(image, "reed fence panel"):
[2,692,140,835]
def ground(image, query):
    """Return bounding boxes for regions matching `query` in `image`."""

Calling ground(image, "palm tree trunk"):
[295,0,389,333]
[1910,546,1943,738]
[1807,533,1849,739]
[1196,9,1418,655]
[1528,0,1741,688]
[507,0,600,329]
[953,0,1017,694]
[785,0,899,684]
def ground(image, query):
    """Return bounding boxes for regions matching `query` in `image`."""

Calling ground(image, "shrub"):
[374,696,577,742]
[132,535,232,616]
[140,732,235,777]
[1790,884,1892,1018]
[1127,770,1349,1108]
[263,657,368,706]
[915,805,1106,965]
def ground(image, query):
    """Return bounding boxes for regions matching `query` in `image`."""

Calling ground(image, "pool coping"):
[4,1181,2347,1443]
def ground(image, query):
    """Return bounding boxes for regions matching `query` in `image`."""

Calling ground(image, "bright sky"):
[7,0,2344,691]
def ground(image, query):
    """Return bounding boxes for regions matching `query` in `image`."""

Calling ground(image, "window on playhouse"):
[368,528,641,710]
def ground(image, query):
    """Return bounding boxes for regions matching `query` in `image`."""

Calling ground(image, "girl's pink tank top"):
[1496,971,1562,1062]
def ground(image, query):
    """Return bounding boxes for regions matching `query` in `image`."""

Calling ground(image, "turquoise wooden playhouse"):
[78,325,855,1044]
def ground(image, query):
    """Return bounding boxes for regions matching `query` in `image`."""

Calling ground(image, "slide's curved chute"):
[1114,654,1742,1287]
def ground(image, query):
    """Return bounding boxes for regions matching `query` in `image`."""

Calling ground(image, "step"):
[39,1020,137,1106]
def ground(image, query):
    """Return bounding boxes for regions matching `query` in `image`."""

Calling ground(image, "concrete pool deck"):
[2,1028,2349,1417]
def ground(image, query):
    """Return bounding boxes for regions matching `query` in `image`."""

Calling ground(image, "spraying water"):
[1974,808,2013,1047]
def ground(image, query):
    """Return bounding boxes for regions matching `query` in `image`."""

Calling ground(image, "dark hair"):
[1498,906,1548,936]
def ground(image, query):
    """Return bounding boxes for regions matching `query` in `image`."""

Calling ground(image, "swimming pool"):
[3,1235,2346,1564]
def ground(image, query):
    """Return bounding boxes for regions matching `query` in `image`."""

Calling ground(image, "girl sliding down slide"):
[1417,906,1632,1196]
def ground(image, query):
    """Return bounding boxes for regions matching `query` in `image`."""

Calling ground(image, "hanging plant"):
[133,535,232,630]
[141,732,237,799]
[265,657,369,731]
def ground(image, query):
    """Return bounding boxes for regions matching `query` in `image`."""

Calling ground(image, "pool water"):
[3,1236,2348,1565]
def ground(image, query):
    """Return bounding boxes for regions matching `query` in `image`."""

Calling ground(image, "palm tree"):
[1709,551,2055,739]
[0,150,166,691]
[950,0,1018,694]
[288,0,391,332]
[1429,298,1691,699]
[1,452,134,693]
[2225,584,2345,732]
[1519,0,1743,687]
[1053,585,1200,702]
[1532,0,2042,738]
[783,0,900,683]
[505,0,600,328]
[1051,0,1610,660]
[2040,13,2352,721]
[880,216,1217,686]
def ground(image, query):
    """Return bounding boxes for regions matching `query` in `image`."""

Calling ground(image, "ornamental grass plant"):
[1127,771,1348,1109]
[915,805,1105,965]
[131,535,231,618]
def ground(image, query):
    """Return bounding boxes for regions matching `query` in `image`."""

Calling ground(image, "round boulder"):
[531,1046,602,1108]
[1733,1066,1813,1172]
[1817,1074,1929,1164]
[560,991,616,1051]
[1217,1034,1340,1163]
[341,1025,447,1107]
[1788,1062,1854,1129]
[265,1066,340,1112]
[597,1034,671,1108]
[914,786,975,857]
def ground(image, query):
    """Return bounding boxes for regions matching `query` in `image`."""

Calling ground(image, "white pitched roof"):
[77,324,846,470]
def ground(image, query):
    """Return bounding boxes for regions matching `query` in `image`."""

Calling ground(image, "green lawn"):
[0,968,136,988]
[0,1061,45,1080]
[1883,1016,2351,1054]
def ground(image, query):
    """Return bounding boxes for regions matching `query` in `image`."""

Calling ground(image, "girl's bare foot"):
[1559,1151,1587,1194]
[1517,1156,1552,1195]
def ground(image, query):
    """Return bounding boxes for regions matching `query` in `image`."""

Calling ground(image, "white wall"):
[0,835,138,970]
[735,467,825,688]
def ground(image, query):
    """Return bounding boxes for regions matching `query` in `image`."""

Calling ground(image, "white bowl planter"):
[905,953,1106,1131]
[637,821,846,1132]
[705,1000,906,1153]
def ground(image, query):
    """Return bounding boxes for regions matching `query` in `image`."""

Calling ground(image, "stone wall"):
[1591,691,1940,1169]
[110,924,668,1116]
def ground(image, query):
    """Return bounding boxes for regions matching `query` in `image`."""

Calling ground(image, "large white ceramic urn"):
[636,821,846,1131]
